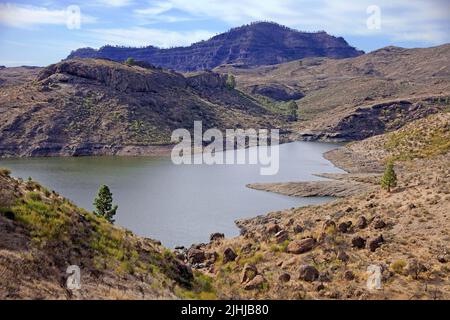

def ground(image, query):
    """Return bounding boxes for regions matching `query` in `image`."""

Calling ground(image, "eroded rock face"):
[67,22,363,72]
[286,238,315,254]
[37,59,186,93]
[323,100,445,141]
[0,58,276,158]
[250,84,304,102]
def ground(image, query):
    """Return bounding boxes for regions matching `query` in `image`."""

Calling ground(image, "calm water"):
[0,142,344,247]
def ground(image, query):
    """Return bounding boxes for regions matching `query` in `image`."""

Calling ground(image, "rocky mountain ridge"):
[67,22,364,71]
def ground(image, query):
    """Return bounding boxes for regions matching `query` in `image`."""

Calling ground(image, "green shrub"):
[125,57,136,66]
[391,260,407,274]
[381,161,397,192]
[27,191,42,201]
[226,74,236,90]
[93,185,118,223]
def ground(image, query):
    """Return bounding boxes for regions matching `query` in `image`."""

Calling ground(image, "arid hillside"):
[0,169,215,299]
[0,58,283,157]
[179,112,449,299]
[216,44,450,141]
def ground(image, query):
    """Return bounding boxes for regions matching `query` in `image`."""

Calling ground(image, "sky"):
[0,0,449,66]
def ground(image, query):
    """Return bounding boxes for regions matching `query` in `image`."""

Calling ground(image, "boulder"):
[240,263,258,283]
[337,250,350,262]
[351,236,366,249]
[205,251,219,263]
[278,273,291,283]
[344,270,355,280]
[240,243,253,255]
[243,275,266,290]
[373,219,386,229]
[209,232,225,242]
[338,221,352,233]
[322,220,336,232]
[286,238,315,254]
[368,235,384,252]
[314,283,325,291]
[356,216,368,229]
[298,265,319,282]
[293,224,304,233]
[223,247,237,263]
[266,223,280,234]
[274,230,289,243]
[187,248,206,264]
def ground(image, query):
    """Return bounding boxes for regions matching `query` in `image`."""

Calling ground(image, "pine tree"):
[381,161,397,192]
[226,74,236,90]
[287,100,298,121]
[125,57,135,66]
[93,185,118,223]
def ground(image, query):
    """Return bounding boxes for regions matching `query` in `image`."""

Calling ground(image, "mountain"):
[67,22,364,71]
[0,58,283,158]
[215,44,450,140]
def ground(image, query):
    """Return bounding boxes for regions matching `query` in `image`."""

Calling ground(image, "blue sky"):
[0,0,449,66]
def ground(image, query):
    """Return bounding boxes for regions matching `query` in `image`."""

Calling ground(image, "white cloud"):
[0,3,97,28]
[95,0,134,7]
[134,0,450,44]
[89,27,215,48]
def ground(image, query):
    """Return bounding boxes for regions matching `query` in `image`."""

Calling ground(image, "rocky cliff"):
[0,59,283,158]
[67,22,364,72]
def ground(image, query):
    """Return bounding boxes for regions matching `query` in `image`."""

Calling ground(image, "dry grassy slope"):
[194,113,450,300]
[0,59,284,158]
[215,44,450,140]
[0,171,215,299]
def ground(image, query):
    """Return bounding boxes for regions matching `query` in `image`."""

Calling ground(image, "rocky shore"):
[177,113,450,299]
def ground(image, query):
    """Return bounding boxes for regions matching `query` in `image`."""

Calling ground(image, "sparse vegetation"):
[287,100,298,121]
[93,185,118,223]
[226,74,236,90]
[391,260,407,274]
[381,161,397,192]
[125,57,136,66]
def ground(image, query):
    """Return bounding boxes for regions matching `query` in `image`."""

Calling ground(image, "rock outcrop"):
[67,22,363,72]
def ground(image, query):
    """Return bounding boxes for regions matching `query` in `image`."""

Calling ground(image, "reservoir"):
[0,141,344,247]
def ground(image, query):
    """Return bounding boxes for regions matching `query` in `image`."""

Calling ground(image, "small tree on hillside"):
[381,161,397,192]
[93,185,118,223]
[226,74,236,90]
[287,100,298,121]
[125,57,136,66]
